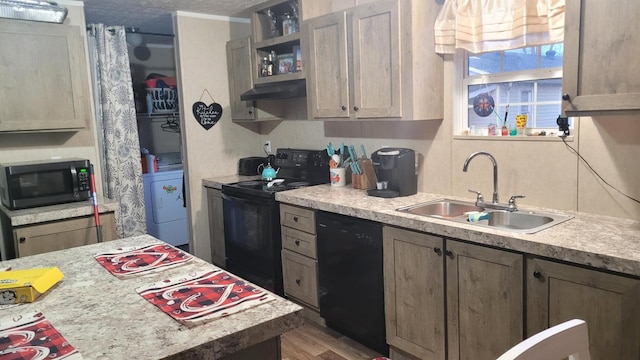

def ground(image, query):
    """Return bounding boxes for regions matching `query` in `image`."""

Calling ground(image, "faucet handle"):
[508,195,526,210]
[468,189,484,204]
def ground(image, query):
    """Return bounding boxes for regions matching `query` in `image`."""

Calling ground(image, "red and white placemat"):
[136,269,276,327]
[94,243,193,279]
[0,310,82,359]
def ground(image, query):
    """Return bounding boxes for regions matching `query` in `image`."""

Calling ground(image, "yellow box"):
[0,267,63,304]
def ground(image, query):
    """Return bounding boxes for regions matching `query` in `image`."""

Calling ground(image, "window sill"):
[453,135,574,142]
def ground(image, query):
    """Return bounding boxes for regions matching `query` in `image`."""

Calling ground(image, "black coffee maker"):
[368,148,417,198]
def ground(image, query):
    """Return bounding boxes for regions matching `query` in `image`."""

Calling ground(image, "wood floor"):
[281,320,385,360]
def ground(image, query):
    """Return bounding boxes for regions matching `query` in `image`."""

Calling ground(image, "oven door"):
[221,191,283,294]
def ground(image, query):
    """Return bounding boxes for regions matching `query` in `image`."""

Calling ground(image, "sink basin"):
[475,210,573,233]
[396,199,573,234]
[396,199,484,219]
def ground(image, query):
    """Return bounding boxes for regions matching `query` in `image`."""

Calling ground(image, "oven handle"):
[221,192,267,205]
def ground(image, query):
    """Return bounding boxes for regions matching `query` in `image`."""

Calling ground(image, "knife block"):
[352,174,371,189]
[352,159,377,190]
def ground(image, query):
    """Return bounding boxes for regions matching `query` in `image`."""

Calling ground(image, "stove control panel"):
[274,148,328,169]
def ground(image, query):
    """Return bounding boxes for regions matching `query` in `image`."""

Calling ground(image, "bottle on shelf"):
[267,51,277,76]
[261,57,269,77]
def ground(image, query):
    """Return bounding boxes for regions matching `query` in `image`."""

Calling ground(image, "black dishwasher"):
[316,211,389,356]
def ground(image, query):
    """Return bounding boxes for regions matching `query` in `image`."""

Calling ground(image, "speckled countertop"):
[276,185,640,278]
[0,197,118,226]
[0,235,303,359]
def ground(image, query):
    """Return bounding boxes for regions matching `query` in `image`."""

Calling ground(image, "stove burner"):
[238,180,262,186]
[287,181,311,189]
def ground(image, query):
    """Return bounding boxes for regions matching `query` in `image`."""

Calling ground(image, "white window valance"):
[434,0,565,54]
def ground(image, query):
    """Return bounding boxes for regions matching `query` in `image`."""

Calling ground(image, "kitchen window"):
[455,43,569,136]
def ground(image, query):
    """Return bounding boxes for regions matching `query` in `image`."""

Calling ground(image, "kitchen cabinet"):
[527,257,640,359]
[562,0,640,115]
[280,204,319,308]
[383,226,523,360]
[4,213,117,258]
[205,187,226,267]
[226,37,257,121]
[305,0,443,121]
[250,0,305,85]
[0,19,90,132]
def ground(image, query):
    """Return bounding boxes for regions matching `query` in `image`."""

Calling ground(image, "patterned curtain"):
[87,24,146,237]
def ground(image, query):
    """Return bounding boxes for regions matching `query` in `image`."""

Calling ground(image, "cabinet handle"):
[562,94,571,101]
[445,250,454,258]
[294,240,300,246]
[19,237,26,243]
[433,247,442,255]
[248,110,253,115]
[293,216,299,222]
[341,105,347,111]
[533,271,542,279]
[295,279,301,285]
[353,106,359,111]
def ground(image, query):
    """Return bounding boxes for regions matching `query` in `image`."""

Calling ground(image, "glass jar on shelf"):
[281,13,297,35]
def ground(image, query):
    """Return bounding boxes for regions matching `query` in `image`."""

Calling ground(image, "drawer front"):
[282,226,317,258]
[282,249,318,308]
[280,204,315,234]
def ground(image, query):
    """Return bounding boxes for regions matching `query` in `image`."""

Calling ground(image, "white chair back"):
[496,319,591,360]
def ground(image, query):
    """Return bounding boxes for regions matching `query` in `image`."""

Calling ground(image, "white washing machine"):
[143,168,187,247]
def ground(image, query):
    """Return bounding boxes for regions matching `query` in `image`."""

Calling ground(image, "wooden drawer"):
[15,213,118,258]
[282,249,318,308]
[282,226,317,259]
[280,204,315,234]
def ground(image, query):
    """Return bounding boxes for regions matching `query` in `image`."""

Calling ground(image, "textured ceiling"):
[83,0,267,36]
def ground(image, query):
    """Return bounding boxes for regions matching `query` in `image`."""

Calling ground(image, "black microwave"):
[0,158,92,210]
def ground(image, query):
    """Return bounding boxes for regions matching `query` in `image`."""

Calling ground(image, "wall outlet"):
[264,140,272,154]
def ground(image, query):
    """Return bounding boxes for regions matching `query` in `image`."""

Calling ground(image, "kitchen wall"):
[0,0,104,193]
[256,60,640,220]
[175,2,638,259]
[173,12,260,261]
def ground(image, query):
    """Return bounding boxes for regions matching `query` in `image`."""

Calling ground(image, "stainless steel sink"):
[478,210,573,233]
[396,199,573,234]
[397,199,484,219]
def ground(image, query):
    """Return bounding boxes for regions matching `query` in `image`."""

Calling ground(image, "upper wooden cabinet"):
[251,0,305,85]
[305,0,444,121]
[226,37,257,121]
[0,19,90,132]
[562,0,640,115]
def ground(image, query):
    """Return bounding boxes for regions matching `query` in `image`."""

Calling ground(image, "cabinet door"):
[306,11,350,119]
[527,257,640,359]
[562,0,640,114]
[383,226,445,359]
[282,249,318,308]
[226,37,256,121]
[0,20,90,132]
[350,0,401,119]
[206,187,226,267]
[446,240,524,360]
[15,213,117,257]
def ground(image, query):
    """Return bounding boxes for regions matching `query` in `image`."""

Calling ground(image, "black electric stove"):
[221,148,329,296]
[222,148,330,198]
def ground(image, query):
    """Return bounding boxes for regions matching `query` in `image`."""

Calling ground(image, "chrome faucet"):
[462,151,525,211]
[463,151,499,204]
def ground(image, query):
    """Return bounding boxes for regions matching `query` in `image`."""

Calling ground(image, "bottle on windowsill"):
[501,123,509,136]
